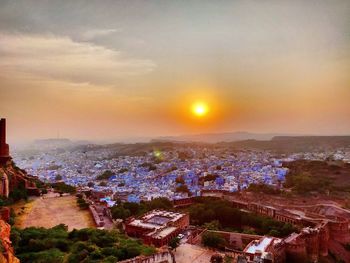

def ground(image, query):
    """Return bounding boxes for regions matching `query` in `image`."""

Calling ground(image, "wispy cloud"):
[80,28,122,40]
[0,33,156,85]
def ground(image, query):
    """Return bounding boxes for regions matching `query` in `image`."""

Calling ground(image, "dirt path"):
[13,193,95,230]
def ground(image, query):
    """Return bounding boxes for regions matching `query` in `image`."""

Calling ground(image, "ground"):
[174,243,216,263]
[12,192,95,230]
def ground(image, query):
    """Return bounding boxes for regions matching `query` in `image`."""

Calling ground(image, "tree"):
[111,206,131,220]
[51,182,76,194]
[202,232,226,249]
[77,198,89,210]
[148,197,173,210]
[99,181,107,187]
[87,182,94,188]
[224,255,234,263]
[169,237,180,251]
[175,176,185,184]
[176,184,190,194]
[96,170,114,181]
[210,254,223,263]
[13,225,155,263]
[55,174,62,181]
[203,220,220,230]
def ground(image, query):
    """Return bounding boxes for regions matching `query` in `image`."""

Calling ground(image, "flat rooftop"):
[127,209,187,230]
[152,226,178,239]
[146,215,171,225]
[245,237,273,254]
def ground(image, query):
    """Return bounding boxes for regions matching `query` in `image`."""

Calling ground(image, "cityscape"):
[1,1,350,263]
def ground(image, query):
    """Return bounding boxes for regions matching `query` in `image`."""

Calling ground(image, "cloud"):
[0,33,156,85]
[80,28,122,40]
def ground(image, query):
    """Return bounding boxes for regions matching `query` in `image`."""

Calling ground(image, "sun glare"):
[192,102,209,117]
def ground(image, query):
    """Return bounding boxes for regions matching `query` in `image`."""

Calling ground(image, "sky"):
[0,0,349,144]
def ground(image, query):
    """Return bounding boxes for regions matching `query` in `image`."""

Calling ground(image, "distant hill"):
[34,138,71,145]
[223,135,350,153]
[155,132,291,143]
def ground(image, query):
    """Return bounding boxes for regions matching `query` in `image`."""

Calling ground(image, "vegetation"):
[175,184,191,195]
[223,255,234,263]
[111,197,173,220]
[11,224,156,263]
[201,174,218,182]
[202,232,226,249]
[175,176,185,184]
[76,197,89,210]
[168,237,180,250]
[140,162,157,171]
[51,182,76,195]
[96,170,114,181]
[9,185,28,202]
[55,174,63,181]
[118,168,128,174]
[247,183,281,195]
[203,220,220,230]
[99,181,107,187]
[283,160,350,195]
[188,197,297,237]
[210,254,223,263]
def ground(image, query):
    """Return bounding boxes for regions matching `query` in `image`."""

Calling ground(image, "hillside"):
[283,160,350,194]
[156,131,287,143]
[222,136,350,153]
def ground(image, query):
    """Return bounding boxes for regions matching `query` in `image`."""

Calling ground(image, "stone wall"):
[118,251,175,263]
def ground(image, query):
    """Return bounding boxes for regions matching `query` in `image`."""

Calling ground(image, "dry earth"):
[12,192,95,230]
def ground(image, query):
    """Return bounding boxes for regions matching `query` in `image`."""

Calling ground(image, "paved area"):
[174,243,216,263]
[14,193,96,230]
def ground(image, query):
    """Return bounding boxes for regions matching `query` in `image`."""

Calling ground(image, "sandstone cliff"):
[0,159,40,198]
[0,219,19,263]
[0,159,41,263]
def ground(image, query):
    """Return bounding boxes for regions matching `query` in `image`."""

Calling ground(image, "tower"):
[0,118,10,164]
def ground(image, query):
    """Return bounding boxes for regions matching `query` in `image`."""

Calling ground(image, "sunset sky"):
[0,0,349,144]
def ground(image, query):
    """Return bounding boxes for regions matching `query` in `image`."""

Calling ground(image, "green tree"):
[203,220,221,230]
[111,206,131,220]
[96,170,114,181]
[202,232,226,249]
[169,237,180,250]
[55,174,62,181]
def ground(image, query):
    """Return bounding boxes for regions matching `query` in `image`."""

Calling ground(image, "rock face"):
[0,118,40,197]
[0,219,19,263]
[0,159,40,198]
[0,160,41,263]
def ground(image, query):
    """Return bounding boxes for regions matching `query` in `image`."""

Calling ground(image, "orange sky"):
[0,0,349,144]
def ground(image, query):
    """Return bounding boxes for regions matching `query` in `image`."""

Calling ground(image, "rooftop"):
[245,237,274,254]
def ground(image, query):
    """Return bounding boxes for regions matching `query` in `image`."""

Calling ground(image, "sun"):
[192,102,209,117]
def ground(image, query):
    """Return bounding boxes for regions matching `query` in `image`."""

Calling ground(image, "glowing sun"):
[192,102,209,117]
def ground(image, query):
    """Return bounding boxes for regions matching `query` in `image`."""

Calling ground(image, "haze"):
[0,0,349,144]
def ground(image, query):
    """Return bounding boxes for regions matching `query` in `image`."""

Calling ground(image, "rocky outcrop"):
[0,160,42,263]
[0,219,19,263]
[0,159,40,198]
